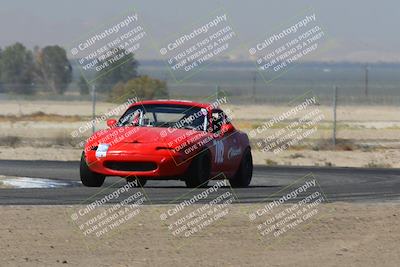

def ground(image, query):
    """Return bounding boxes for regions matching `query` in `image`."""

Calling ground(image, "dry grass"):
[310,139,358,151]
[53,133,76,147]
[0,136,21,147]
[288,153,305,159]
[364,161,392,168]
[252,138,363,152]
[0,112,86,122]
[265,159,278,166]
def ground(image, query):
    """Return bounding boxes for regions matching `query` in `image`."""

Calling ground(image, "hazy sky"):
[0,0,399,62]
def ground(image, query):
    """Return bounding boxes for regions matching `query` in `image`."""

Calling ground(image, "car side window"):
[211,109,226,134]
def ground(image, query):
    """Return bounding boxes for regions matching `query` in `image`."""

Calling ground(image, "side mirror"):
[106,119,117,128]
[221,123,234,136]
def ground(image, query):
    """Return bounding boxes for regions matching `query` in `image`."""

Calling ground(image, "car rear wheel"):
[185,150,211,188]
[80,152,106,187]
[126,177,147,187]
[230,148,253,188]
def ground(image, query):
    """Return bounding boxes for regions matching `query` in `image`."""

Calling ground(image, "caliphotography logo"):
[156,8,238,82]
[247,173,329,247]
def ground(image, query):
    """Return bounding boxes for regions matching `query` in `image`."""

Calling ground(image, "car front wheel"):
[80,152,106,187]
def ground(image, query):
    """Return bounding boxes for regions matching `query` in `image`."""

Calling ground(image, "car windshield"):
[117,104,208,131]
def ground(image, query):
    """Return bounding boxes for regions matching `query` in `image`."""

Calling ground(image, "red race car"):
[80,99,253,188]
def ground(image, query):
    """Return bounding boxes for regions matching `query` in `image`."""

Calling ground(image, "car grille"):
[104,161,157,171]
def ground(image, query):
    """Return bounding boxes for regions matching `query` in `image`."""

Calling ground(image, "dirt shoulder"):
[0,203,399,266]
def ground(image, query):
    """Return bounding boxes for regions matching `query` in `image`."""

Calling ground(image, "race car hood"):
[85,126,206,150]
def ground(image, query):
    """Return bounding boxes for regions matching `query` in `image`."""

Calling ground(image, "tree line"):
[0,43,168,101]
[0,43,71,94]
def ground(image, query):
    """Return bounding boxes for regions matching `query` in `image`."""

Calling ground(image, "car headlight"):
[95,143,110,158]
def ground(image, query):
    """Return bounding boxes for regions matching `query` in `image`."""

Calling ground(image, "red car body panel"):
[83,100,251,180]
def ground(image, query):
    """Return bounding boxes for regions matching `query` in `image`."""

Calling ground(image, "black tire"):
[126,177,147,187]
[80,152,106,187]
[230,148,253,188]
[185,150,211,188]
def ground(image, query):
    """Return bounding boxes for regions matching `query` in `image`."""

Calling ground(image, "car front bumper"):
[85,150,191,179]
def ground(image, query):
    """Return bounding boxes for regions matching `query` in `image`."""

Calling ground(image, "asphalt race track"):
[0,160,399,205]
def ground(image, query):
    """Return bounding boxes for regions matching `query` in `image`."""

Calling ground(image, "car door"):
[210,109,241,177]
